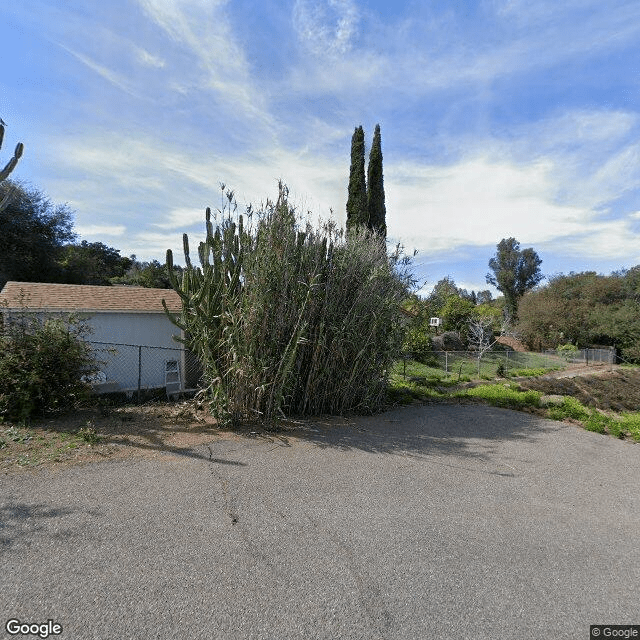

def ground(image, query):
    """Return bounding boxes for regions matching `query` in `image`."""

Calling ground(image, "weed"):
[544,396,640,440]
[584,412,609,434]
[510,368,551,377]
[3,426,32,444]
[77,423,102,445]
[457,384,542,409]
[548,397,590,422]
[618,413,640,441]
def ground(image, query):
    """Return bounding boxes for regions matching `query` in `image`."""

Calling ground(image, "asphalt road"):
[2,404,639,640]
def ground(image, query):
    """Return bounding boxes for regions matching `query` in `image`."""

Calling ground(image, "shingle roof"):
[0,282,182,313]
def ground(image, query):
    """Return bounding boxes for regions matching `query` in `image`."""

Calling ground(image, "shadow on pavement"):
[221,402,563,464]
[0,502,101,549]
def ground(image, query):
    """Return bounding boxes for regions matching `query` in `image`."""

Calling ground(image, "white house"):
[0,281,198,396]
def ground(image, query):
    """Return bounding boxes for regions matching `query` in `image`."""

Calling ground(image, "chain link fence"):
[400,348,617,380]
[85,341,204,400]
[542,348,616,365]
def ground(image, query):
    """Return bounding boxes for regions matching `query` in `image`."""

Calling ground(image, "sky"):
[2,0,640,297]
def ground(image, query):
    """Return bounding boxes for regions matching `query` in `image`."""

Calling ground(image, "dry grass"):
[0,402,222,473]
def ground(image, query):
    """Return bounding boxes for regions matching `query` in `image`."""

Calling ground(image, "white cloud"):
[523,109,638,151]
[136,0,270,123]
[135,47,165,69]
[58,45,138,96]
[293,0,359,57]
[75,224,127,237]
[385,152,640,268]
[40,123,640,267]
[388,156,584,247]
[154,207,210,230]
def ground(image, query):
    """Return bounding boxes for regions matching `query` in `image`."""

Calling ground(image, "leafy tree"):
[113,258,181,289]
[58,241,132,285]
[346,125,367,232]
[400,294,434,362]
[476,289,493,305]
[486,237,543,318]
[439,295,477,334]
[367,123,386,237]
[517,269,640,361]
[427,276,460,314]
[459,289,477,305]
[0,181,76,288]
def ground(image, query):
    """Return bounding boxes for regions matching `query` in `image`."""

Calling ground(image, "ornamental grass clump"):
[164,183,412,424]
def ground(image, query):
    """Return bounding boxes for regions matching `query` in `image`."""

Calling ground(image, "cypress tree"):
[346,125,367,232]
[367,123,386,238]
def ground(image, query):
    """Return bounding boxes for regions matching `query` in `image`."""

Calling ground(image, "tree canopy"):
[58,241,133,285]
[112,258,181,289]
[346,125,367,232]
[486,237,543,319]
[367,124,386,237]
[346,124,387,238]
[0,180,76,288]
[517,268,640,361]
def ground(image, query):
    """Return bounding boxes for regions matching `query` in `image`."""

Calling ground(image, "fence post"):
[137,345,142,403]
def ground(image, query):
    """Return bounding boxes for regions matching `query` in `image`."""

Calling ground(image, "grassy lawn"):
[389,358,640,443]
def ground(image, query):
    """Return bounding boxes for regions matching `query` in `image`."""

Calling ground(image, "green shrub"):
[546,397,640,439]
[166,184,413,424]
[618,413,640,441]
[584,412,608,434]
[402,325,433,363]
[77,424,102,444]
[548,396,590,422]
[459,384,542,409]
[0,313,97,421]
[557,343,578,353]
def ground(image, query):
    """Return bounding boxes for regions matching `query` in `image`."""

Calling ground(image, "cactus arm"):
[0,142,24,182]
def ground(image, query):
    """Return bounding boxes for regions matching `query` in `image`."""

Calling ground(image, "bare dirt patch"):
[0,401,228,473]
[517,367,640,412]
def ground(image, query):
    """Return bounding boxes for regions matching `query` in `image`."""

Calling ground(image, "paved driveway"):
[2,404,639,639]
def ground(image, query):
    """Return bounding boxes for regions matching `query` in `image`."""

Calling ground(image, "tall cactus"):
[163,201,246,409]
[0,119,24,211]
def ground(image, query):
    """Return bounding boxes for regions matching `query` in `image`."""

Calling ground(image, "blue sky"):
[2,0,640,296]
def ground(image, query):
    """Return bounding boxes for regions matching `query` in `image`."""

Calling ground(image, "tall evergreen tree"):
[486,237,543,319]
[367,123,386,238]
[346,125,367,232]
